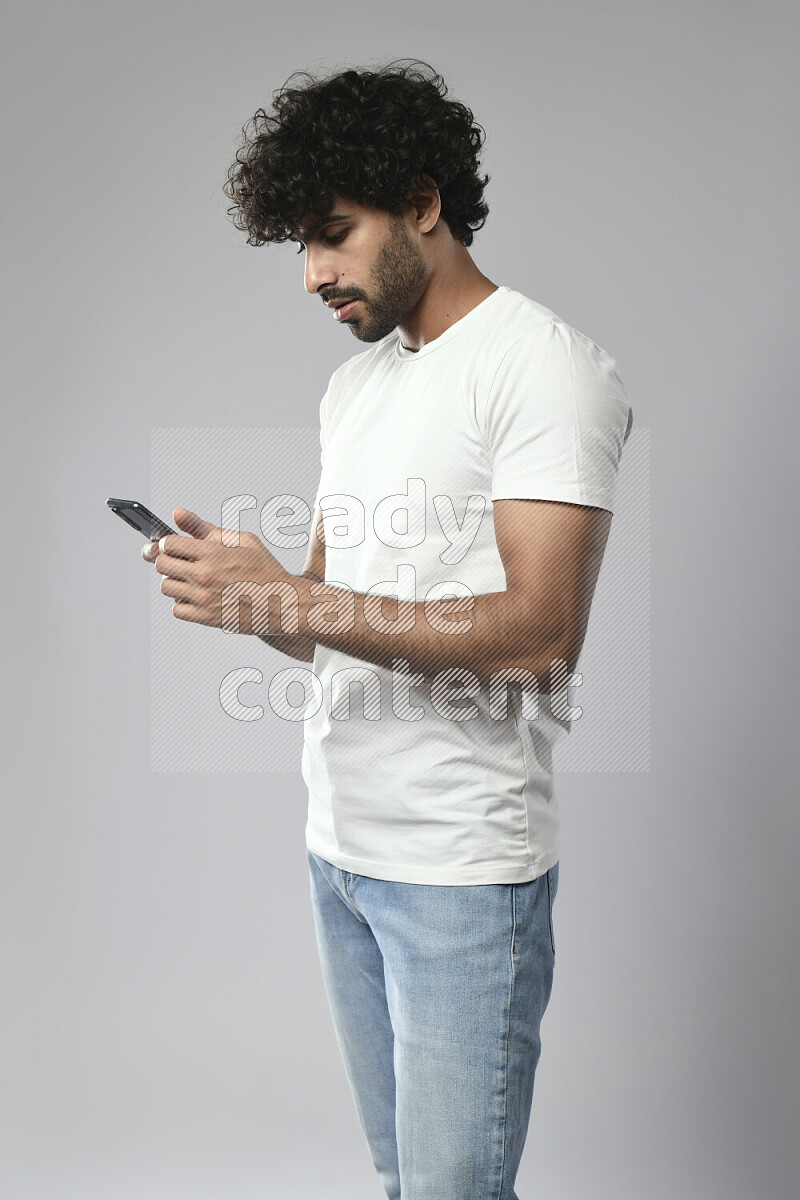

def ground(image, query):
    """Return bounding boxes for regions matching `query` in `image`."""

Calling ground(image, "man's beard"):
[345,215,427,343]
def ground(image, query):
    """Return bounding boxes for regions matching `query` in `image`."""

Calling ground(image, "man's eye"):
[294,229,348,255]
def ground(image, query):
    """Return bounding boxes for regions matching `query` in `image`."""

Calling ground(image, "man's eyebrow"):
[296,213,351,241]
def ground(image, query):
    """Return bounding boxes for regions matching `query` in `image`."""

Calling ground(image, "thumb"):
[173,508,218,540]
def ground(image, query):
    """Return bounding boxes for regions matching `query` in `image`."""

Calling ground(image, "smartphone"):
[107,498,176,541]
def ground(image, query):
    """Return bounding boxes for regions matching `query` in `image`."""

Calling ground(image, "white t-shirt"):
[301,284,633,885]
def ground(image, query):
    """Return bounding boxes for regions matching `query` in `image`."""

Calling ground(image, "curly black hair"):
[223,59,490,248]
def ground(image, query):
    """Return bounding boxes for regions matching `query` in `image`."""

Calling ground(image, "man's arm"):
[293,498,613,690]
[257,506,326,663]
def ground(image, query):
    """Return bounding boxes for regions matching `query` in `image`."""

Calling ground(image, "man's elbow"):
[483,630,569,695]
[518,622,582,695]
[546,623,586,685]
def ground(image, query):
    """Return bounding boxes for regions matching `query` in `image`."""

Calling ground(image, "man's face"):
[296,194,428,342]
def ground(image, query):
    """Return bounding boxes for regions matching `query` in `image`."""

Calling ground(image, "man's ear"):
[408,175,441,234]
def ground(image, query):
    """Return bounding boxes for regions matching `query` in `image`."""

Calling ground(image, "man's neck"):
[396,253,498,353]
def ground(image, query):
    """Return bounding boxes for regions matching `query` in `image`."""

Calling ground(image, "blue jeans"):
[306,848,559,1200]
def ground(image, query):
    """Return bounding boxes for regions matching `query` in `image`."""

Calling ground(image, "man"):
[143,60,633,1200]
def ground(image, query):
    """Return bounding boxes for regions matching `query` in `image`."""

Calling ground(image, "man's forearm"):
[288,577,565,689]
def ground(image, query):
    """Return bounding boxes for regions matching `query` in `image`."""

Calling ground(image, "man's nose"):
[304,248,338,295]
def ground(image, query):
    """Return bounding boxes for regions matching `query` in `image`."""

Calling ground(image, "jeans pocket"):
[545,864,558,956]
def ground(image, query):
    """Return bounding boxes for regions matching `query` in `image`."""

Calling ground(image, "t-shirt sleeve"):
[478,320,633,513]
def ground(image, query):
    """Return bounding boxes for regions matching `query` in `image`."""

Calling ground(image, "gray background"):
[2,1,797,1197]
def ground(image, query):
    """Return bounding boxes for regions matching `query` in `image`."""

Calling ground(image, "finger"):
[154,552,193,580]
[171,599,213,626]
[157,533,201,561]
[173,508,219,541]
[160,576,196,602]
[141,540,160,562]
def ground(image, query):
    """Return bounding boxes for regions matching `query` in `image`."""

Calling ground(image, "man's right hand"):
[141,526,320,665]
